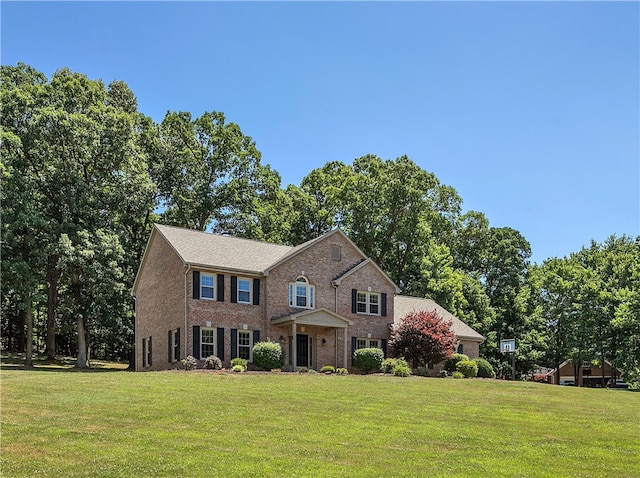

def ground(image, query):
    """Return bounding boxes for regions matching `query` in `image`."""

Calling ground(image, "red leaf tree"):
[390,309,457,368]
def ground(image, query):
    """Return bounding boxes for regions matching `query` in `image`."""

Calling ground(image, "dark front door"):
[296,334,309,367]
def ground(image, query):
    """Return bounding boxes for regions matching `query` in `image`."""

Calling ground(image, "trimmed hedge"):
[473,358,495,378]
[353,347,384,374]
[252,341,285,370]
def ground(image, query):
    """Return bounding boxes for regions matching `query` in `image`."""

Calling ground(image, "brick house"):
[132,224,400,371]
[547,359,621,387]
[133,224,484,372]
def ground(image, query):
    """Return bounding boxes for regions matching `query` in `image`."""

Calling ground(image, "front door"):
[296,334,310,367]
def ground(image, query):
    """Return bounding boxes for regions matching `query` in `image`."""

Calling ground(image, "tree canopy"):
[2,63,637,386]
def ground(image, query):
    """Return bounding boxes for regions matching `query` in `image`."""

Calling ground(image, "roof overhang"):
[271,308,353,328]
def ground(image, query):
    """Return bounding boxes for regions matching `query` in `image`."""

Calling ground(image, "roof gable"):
[394,295,484,342]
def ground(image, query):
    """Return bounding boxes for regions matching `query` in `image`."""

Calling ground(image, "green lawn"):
[1,366,639,477]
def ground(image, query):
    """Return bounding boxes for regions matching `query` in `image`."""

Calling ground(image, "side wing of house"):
[393,295,485,370]
[133,228,186,371]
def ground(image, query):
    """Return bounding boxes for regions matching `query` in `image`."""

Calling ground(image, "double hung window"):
[237,330,252,360]
[356,291,380,315]
[201,328,216,358]
[289,276,315,309]
[201,274,215,300]
[237,278,251,304]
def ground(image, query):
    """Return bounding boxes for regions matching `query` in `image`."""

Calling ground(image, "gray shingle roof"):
[155,224,293,274]
[394,295,484,342]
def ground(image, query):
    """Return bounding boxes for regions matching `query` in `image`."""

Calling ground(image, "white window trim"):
[201,327,216,358]
[289,276,315,309]
[237,330,253,361]
[355,338,380,349]
[237,277,252,304]
[356,291,380,316]
[200,273,215,301]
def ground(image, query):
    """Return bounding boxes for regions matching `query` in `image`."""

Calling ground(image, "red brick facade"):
[133,226,399,371]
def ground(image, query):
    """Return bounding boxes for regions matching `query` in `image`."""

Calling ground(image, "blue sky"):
[2,1,638,263]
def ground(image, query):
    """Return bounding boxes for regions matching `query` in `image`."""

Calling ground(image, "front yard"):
[1,365,638,477]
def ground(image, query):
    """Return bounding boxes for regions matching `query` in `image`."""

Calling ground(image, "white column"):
[343,327,348,369]
[292,321,297,371]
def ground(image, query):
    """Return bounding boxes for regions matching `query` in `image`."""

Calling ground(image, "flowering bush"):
[336,368,348,375]
[181,355,197,371]
[204,355,222,370]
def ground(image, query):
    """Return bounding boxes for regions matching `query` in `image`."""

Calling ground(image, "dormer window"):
[289,276,315,309]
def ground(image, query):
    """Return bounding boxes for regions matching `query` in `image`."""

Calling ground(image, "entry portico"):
[272,308,353,370]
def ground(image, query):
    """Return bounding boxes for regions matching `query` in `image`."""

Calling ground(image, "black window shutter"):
[193,325,201,359]
[193,271,200,299]
[381,339,387,357]
[148,337,152,366]
[253,278,260,305]
[176,328,180,360]
[231,276,238,303]
[168,330,172,363]
[351,336,357,365]
[381,293,387,317]
[253,330,260,345]
[231,328,238,359]
[142,338,146,367]
[217,327,225,360]
[351,289,357,313]
[217,274,225,302]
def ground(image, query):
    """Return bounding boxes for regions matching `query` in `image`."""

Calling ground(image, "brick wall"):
[134,231,185,371]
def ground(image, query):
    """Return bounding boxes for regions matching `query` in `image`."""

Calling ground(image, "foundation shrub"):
[456,359,478,378]
[204,355,223,370]
[252,341,285,370]
[320,365,335,374]
[473,358,495,378]
[393,364,412,377]
[230,358,248,371]
[444,353,469,373]
[353,347,384,374]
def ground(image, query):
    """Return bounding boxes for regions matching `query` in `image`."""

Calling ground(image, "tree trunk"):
[45,255,59,360]
[18,308,26,353]
[75,315,90,369]
[25,291,34,368]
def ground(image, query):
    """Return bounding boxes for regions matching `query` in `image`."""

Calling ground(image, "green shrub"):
[181,355,197,371]
[320,365,335,374]
[230,357,248,371]
[204,355,222,370]
[232,364,244,373]
[452,371,464,379]
[444,353,469,373]
[297,367,309,374]
[252,341,285,370]
[336,368,348,375]
[473,358,495,378]
[308,369,317,374]
[456,359,478,378]
[393,364,411,377]
[415,366,428,377]
[353,347,384,374]
[381,358,396,374]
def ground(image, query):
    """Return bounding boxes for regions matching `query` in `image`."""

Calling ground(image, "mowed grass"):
[1,368,639,478]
